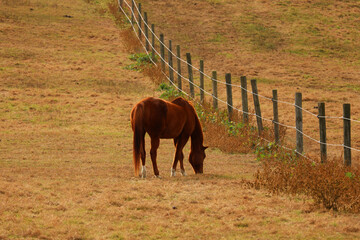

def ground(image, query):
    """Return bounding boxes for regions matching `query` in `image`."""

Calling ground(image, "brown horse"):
[130,97,207,178]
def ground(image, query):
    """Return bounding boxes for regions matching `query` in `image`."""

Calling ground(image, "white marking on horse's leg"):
[141,165,146,178]
[170,168,176,177]
[181,169,187,176]
[154,175,162,179]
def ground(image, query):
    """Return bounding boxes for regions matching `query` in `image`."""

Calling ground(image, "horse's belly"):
[159,128,183,139]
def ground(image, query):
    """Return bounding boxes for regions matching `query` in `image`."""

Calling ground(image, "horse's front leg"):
[150,137,160,177]
[171,136,188,177]
[179,153,187,176]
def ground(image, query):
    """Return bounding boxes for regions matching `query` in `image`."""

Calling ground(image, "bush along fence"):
[117,0,360,166]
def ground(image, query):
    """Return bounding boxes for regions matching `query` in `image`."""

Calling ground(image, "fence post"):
[151,24,155,60]
[200,60,204,104]
[272,90,279,144]
[225,73,233,121]
[212,71,218,110]
[343,103,351,166]
[131,0,134,25]
[241,76,249,124]
[160,34,165,72]
[137,3,142,40]
[318,102,327,163]
[168,40,174,83]
[251,79,263,135]
[295,92,303,155]
[144,12,149,51]
[176,45,182,92]
[186,53,194,98]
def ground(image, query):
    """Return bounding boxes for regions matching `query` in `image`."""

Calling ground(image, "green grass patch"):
[256,77,276,85]
[207,33,226,43]
[233,14,284,51]
[124,53,157,71]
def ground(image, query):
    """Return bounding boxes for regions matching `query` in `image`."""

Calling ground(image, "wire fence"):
[117,0,360,165]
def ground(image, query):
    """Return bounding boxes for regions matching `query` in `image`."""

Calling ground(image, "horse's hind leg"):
[140,132,146,178]
[150,137,160,177]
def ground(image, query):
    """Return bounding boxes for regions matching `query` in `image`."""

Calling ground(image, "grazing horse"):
[130,97,207,178]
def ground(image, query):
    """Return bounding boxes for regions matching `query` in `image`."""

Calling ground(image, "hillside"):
[1,0,360,239]
[132,0,360,159]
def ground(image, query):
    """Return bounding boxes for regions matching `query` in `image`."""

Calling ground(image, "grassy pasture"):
[1,0,360,239]
[138,0,360,160]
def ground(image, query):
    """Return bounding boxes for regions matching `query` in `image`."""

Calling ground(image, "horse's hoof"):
[141,166,146,178]
[154,175,162,179]
[181,170,187,176]
[170,168,176,177]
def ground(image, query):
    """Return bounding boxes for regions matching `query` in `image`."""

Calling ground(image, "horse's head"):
[189,146,208,174]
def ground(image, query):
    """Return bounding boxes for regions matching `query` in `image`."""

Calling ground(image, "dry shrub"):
[143,64,164,85]
[120,28,142,52]
[253,154,360,212]
[108,1,121,19]
[107,1,125,26]
[197,102,265,153]
[106,0,142,53]
[197,101,287,154]
[203,120,251,153]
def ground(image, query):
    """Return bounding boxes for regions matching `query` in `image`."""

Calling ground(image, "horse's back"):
[171,97,196,122]
[171,97,192,109]
[170,97,197,135]
[132,97,193,139]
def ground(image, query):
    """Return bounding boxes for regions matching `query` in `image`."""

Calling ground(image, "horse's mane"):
[171,97,204,146]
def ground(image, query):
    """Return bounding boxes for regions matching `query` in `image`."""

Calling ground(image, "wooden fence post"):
[131,0,134,25]
[251,79,263,135]
[225,73,233,121]
[318,102,327,163]
[160,34,165,72]
[186,53,194,98]
[151,24,155,60]
[212,71,218,110]
[144,12,149,51]
[343,103,351,166]
[137,3,142,40]
[272,90,279,144]
[200,60,204,104]
[168,40,174,83]
[241,76,248,123]
[176,45,182,92]
[295,92,303,155]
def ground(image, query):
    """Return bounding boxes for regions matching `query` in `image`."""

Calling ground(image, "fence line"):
[118,0,360,162]
[122,0,360,124]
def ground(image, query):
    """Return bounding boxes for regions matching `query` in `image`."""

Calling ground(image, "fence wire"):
[118,0,360,156]
[124,0,360,124]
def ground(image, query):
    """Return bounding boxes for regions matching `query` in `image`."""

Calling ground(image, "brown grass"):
[253,155,360,213]
[1,0,360,239]
[143,64,165,85]
[133,0,360,161]
[120,28,143,52]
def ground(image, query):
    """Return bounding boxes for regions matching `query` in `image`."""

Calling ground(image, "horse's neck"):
[191,118,203,150]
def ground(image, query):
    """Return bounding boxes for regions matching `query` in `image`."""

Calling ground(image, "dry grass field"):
[136,0,360,159]
[1,0,360,239]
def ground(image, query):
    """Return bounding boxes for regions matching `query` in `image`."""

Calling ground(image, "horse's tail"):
[130,103,144,177]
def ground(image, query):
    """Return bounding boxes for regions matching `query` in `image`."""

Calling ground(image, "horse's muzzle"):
[195,168,203,174]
